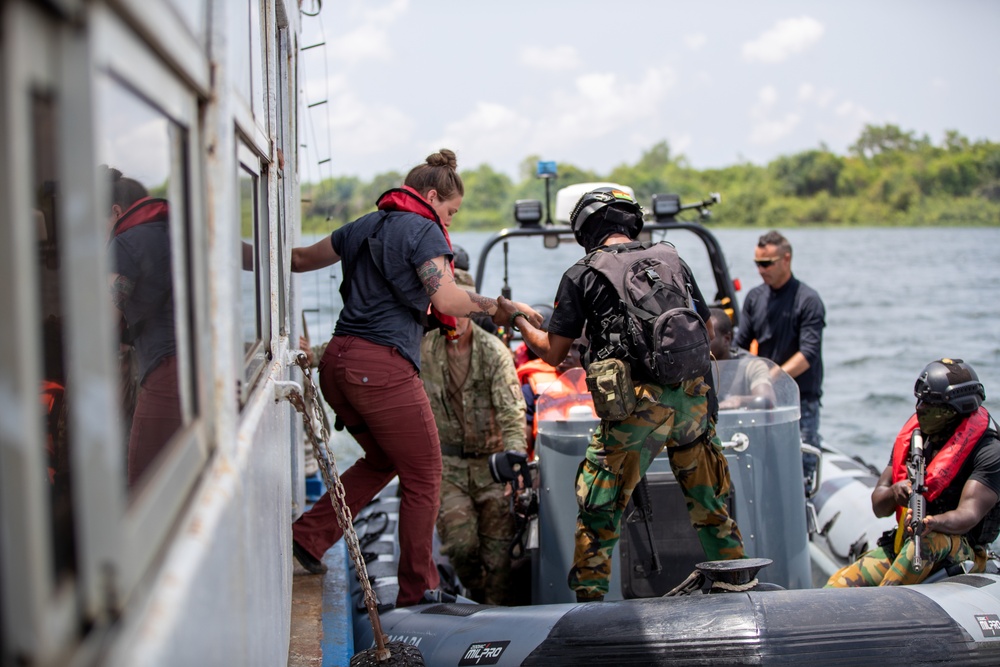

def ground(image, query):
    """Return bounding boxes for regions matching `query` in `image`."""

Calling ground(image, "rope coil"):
[710,578,758,592]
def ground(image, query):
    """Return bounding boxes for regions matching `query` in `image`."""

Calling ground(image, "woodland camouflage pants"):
[437,456,516,605]
[824,531,977,587]
[568,377,745,599]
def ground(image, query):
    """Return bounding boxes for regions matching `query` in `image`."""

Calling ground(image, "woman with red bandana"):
[105,166,181,488]
[289,149,540,607]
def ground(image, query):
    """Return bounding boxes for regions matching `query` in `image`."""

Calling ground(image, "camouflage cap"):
[454,268,476,291]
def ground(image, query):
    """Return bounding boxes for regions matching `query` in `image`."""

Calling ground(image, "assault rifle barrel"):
[909,428,927,572]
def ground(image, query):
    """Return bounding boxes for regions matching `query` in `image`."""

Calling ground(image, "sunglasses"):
[754,256,781,268]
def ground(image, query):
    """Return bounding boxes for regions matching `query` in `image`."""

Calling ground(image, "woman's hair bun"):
[427,148,457,170]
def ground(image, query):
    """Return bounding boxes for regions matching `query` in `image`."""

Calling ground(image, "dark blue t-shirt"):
[110,221,176,384]
[734,275,825,401]
[331,210,451,370]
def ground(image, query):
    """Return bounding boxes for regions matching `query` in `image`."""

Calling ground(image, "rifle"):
[631,476,662,576]
[907,428,927,572]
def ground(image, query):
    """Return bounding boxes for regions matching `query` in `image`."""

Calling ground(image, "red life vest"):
[890,406,991,519]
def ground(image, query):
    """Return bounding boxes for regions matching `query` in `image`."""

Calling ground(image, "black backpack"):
[583,241,710,385]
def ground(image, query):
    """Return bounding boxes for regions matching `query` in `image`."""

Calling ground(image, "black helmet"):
[570,187,644,251]
[914,358,985,415]
[452,245,470,271]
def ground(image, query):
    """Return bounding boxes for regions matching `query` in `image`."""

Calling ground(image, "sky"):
[299,0,1000,184]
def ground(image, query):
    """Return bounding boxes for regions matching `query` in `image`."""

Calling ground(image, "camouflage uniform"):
[568,376,745,599]
[421,323,527,605]
[824,531,978,587]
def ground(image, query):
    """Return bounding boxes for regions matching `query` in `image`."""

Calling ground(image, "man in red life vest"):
[826,359,1000,587]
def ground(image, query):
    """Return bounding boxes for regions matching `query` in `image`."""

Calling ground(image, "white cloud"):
[519,45,581,72]
[328,24,393,64]
[931,76,948,91]
[683,33,707,51]
[742,16,825,63]
[534,66,677,149]
[758,85,778,108]
[798,83,836,108]
[358,0,409,23]
[749,114,801,145]
[431,65,678,176]
[670,133,694,156]
[317,90,416,160]
[433,102,533,169]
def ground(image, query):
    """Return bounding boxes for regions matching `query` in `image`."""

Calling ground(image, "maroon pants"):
[293,335,442,606]
[128,355,181,487]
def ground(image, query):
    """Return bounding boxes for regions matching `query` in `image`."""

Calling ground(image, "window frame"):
[237,140,272,404]
[82,3,211,601]
[0,6,81,661]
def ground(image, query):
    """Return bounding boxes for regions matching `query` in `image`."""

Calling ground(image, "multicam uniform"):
[549,241,745,600]
[826,408,1000,587]
[421,323,527,605]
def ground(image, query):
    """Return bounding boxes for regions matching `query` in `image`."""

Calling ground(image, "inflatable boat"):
[344,362,1000,665]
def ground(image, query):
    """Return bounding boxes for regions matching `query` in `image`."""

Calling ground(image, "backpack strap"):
[339,212,430,328]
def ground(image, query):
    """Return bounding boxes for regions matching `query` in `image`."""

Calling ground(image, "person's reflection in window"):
[104,166,181,487]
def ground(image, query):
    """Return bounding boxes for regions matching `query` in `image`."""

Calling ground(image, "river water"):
[299,226,1000,468]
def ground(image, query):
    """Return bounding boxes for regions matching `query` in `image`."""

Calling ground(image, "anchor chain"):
[286,351,392,662]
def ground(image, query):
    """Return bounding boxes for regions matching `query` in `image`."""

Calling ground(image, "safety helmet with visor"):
[570,187,645,252]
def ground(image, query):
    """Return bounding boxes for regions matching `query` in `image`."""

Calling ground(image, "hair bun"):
[427,148,457,170]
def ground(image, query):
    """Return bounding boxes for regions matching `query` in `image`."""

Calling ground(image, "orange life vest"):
[890,406,991,519]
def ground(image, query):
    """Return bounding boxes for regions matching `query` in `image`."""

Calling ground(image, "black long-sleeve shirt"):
[734,275,825,401]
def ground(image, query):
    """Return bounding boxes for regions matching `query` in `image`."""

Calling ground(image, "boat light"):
[651,193,681,221]
[514,199,543,227]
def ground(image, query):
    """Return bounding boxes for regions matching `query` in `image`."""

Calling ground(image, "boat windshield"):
[534,357,798,423]
[713,356,799,412]
[534,367,596,423]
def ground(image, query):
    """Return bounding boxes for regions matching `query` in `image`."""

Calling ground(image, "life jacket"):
[581,241,709,385]
[517,359,559,458]
[890,406,992,521]
[534,371,593,428]
[517,357,558,389]
[375,187,457,337]
[40,380,65,485]
[109,197,169,239]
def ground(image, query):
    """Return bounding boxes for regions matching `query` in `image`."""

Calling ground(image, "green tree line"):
[301,124,1000,232]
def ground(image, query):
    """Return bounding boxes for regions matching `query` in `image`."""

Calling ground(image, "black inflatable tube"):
[521,587,994,666]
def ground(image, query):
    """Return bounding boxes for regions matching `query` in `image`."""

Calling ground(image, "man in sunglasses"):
[734,230,826,448]
[826,359,999,586]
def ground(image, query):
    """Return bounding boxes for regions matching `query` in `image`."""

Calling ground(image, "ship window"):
[249,0,265,122]
[32,91,77,583]
[233,0,266,123]
[96,72,196,497]
[238,142,271,402]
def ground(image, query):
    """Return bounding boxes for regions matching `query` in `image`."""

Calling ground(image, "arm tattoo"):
[466,292,497,315]
[109,274,135,311]
[417,260,444,296]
